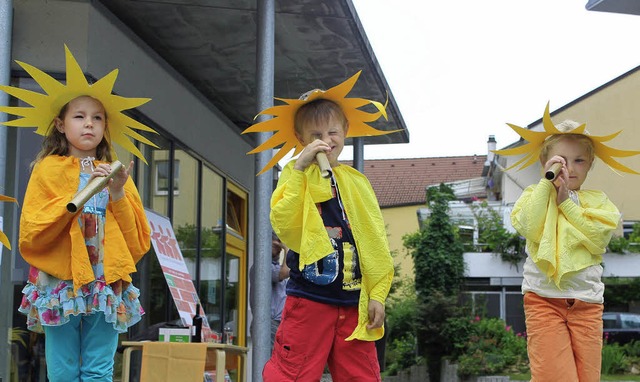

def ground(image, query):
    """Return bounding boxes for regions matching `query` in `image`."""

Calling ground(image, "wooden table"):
[120,341,249,382]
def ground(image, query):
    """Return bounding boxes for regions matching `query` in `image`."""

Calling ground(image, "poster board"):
[146,208,211,336]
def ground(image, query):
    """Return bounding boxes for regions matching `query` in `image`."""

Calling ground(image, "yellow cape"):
[19,155,151,293]
[511,179,620,286]
[271,161,394,341]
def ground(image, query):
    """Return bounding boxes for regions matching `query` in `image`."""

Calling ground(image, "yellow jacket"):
[271,161,394,341]
[19,155,151,294]
[511,179,620,287]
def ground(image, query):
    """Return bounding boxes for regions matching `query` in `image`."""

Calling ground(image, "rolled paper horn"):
[316,152,332,178]
[67,160,123,213]
[545,162,562,181]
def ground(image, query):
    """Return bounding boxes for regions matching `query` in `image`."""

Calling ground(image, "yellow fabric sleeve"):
[19,155,150,293]
[270,161,394,341]
[511,179,620,286]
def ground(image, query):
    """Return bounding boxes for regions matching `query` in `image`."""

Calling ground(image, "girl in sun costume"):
[0,45,157,382]
[243,72,399,381]
[494,103,640,382]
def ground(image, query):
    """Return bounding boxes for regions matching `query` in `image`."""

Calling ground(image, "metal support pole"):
[353,137,364,172]
[500,286,507,322]
[0,2,13,380]
[253,0,275,380]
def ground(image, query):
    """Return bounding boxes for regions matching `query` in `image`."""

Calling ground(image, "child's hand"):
[367,300,385,330]
[99,161,133,201]
[294,139,331,172]
[90,163,112,180]
[545,156,569,205]
[555,175,570,205]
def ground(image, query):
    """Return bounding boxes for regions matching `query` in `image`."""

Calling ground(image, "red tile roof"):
[342,156,487,208]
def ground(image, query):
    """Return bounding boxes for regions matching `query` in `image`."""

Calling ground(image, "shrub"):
[441,316,475,360]
[602,342,628,374]
[385,277,418,343]
[629,222,640,245]
[384,333,424,376]
[447,317,528,378]
[622,340,640,358]
[383,277,420,375]
[607,236,629,254]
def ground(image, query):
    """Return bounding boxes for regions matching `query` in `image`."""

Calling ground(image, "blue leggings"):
[43,312,119,382]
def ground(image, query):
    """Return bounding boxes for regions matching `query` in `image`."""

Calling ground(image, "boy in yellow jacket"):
[244,72,398,381]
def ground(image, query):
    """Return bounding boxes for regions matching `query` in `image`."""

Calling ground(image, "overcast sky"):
[342,0,640,160]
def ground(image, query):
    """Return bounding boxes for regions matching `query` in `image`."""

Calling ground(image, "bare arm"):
[278,245,290,281]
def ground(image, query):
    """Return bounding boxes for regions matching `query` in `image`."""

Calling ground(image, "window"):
[620,313,640,329]
[198,166,224,332]
[603,313,617,329]
[226,188,246,238]
[155,160,180,195]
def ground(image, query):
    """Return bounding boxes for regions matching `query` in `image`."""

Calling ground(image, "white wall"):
[465,252,640,280]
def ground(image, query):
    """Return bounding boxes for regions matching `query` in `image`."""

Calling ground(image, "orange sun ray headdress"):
[0,194,17,249]
[242,71,401,175]
[0,45,158,163]
[493,102,640,175]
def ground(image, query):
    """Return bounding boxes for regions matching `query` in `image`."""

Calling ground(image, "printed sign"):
[146,209,211,337]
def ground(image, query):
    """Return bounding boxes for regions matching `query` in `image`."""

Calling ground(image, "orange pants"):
[524,292,603,382]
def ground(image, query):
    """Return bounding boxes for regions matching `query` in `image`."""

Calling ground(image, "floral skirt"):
[19,209,144,333]
[19,270,144,334]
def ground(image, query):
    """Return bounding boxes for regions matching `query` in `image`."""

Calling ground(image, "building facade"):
[0,1,408,380]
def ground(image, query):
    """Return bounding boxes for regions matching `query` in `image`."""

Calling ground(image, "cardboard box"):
[158,328,191,343]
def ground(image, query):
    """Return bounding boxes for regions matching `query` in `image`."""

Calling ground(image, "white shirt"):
[521,256,604,304]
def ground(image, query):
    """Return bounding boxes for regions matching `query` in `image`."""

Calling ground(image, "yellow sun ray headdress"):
[0,194,17,249]
[0,45,158,163]
[493,102,640,175]
[242,71,401,175]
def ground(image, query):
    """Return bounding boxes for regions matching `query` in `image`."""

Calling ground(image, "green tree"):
[470,201,526,268]
[604,278,640,311]
[383,278,422,375]
[404,183,466,381]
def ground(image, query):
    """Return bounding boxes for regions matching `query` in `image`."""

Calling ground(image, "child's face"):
[271,239,283,260]
[296,116,346,167]
[56,96,106,159]
[546,137,593,190]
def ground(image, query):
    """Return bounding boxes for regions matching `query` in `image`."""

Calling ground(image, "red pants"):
[524,292,603,382]
[263,296,381,382]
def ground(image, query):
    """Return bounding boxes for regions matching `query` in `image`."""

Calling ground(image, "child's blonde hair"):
[32,96,113,167]
[539,120,595,164]
[294,98,348,137]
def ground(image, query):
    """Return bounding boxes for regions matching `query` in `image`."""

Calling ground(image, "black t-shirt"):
[285,176,362,306]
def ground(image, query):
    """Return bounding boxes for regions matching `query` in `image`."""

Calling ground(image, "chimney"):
[487,135,497,163]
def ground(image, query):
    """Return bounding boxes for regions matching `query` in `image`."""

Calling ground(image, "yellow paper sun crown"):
[493,102,640,175]
[0,45,158,163]
[0,194,17,249]
[242,71,401,175]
